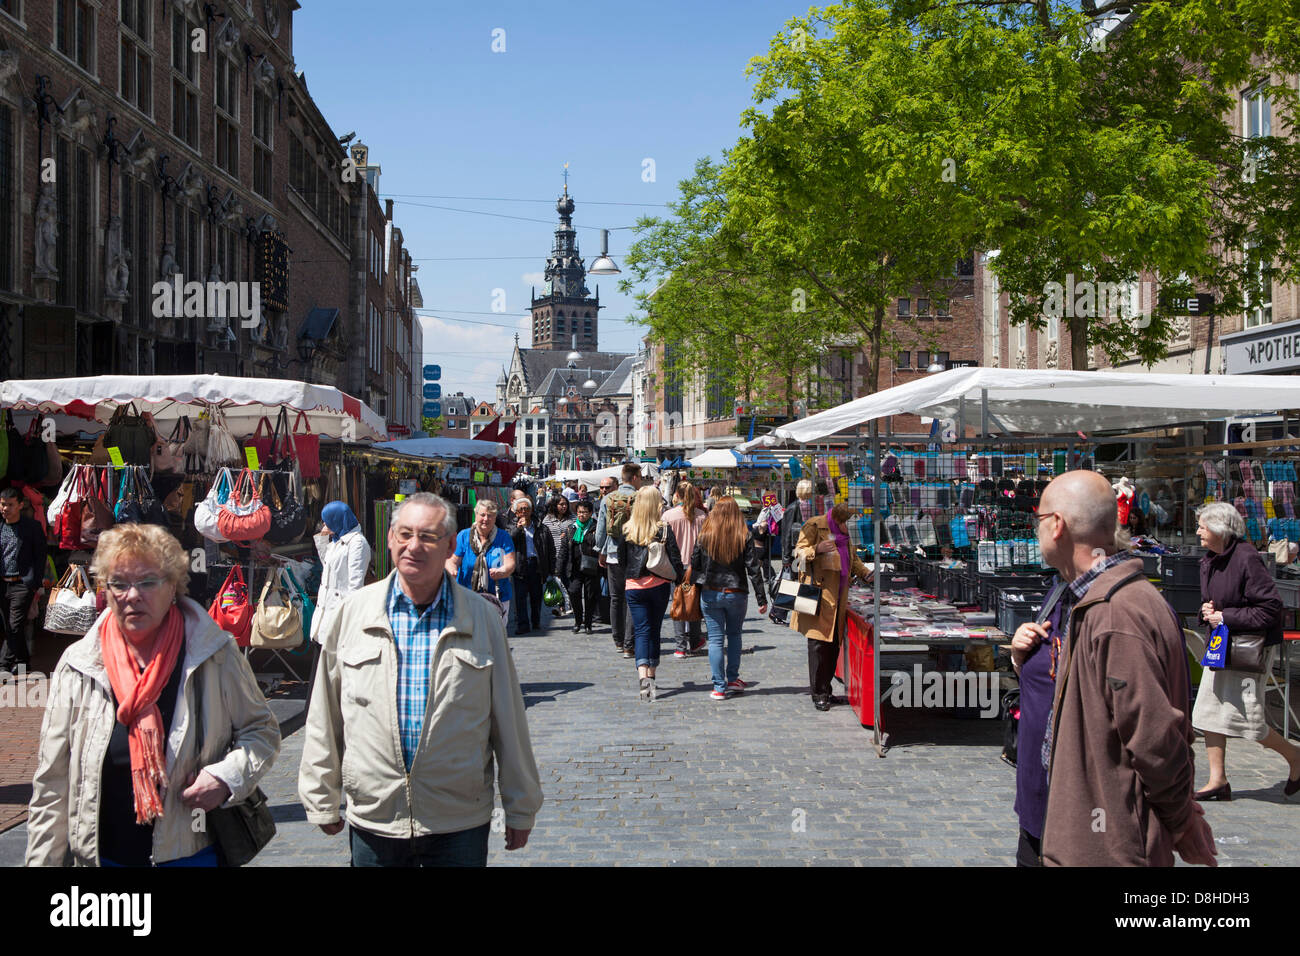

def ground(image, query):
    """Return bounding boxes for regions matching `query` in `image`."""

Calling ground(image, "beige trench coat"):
[788,514,872,643]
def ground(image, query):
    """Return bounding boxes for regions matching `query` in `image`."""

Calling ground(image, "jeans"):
[513,557,543,632]
[349,823,491,868]
[607,562,631,649]
[625,582,671,668]
[671,585,703,650]
[701,590,747,691]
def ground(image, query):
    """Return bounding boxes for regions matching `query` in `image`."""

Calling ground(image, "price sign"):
[107,447,125,468]
[245,446,261,470]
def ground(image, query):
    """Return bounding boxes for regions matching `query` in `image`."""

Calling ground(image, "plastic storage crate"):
[1161,584,1203,615]
[997,590,1047,634]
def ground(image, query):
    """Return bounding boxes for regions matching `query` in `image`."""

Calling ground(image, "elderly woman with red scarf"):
[26,523,279,866]
[789,502,873,711]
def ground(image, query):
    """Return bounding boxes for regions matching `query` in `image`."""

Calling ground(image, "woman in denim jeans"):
[618,486,684,701]
[688,498,768,700]
[663,481,706,658]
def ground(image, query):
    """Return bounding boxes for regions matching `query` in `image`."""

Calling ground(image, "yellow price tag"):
[245,446,261,470]
[394,494,406,502]
[107,446,125,468]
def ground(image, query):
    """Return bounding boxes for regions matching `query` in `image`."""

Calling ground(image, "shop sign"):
[447,467,471,481]
[1224,320,1300,374]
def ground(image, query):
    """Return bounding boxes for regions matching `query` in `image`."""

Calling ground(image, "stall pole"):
[981,388,989,438]
[871,417,887,756]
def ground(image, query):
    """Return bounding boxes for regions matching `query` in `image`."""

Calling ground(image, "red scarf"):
[99,604,185,824]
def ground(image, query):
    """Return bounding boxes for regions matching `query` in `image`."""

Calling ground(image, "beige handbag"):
[250,568,303,649]
[1270,539,1291,566]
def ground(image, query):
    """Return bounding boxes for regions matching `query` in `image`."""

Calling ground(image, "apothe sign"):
[1224,320,1300,374]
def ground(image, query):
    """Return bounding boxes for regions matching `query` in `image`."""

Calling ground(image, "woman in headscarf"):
[310,502,373,665]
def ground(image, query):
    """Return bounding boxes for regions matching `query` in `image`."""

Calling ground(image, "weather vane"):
[562,161,569,193]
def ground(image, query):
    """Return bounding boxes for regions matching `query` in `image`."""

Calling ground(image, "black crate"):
[880,572,919,592]
[1161,584,1203,615]
[1160,554,1202,587]
[1276,577,1300,610]
[998,590,1046,634]
[1138,553,1161,577]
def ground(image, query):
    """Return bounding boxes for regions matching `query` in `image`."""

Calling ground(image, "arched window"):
[556,311,565,333]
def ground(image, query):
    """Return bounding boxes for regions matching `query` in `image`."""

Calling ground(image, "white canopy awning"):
[553,462,661,484]
[687,448,740,468]
[371,436,511,459]
[0,374,389,441]
[772,367,1300,442]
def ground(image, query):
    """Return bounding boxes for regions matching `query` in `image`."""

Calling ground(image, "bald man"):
[1016,470,1215,867]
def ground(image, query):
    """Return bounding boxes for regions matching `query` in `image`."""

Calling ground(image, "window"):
[1047,313,1059,341]
[989,273,1000,367]
[121,168,153,328]
[1017,321,1027,352]
[215,50,239,178]
[936,298,950,317]
[0,1,20,21]
[933,351,949,368]
[1242,84,1272,179]
[171,9,200,148]
[120,4,152,115]
[525,434,533,448]
[917,298,931,317]
[0,106,12,292]
[252,89,273,198]
[56,1,95,72]
[55,138,93,312]
[1245,243,1273,329]
[897,298,910,316]
[917,350,930,369]
[896,351,911,369]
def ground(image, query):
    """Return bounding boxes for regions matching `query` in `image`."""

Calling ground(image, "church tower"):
[529,180,600,351]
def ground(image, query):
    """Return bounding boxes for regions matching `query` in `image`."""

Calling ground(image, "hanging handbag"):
[209,565,254,646]
[194,468,234,543]
[78,467,116,548]
[183,412,210,469]
[104,401,155,465]
[1228,628,1269,673]
[57,467,85,551]
[291,411,321,479]
[246,415,276,466]
[20,417,48,484]
[113,464,144,523]
[250,567,303,649]
[46,466,77,526]
[261,473,307,545]
[284,566,315,640]
[153,416,190,474]
[216,468,272,542]
[644,525,678,581]
[134,467,170,526]
[669,574,703,622]
[206,407,242,467]
[43,564,102,636]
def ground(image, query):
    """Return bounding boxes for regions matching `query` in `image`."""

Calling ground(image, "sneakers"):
[710,689,728,701]
[673,649,688,659]
[648,677,657,703]
[689,639,707,655]
[726,679,748,693]
[639,677,652,701]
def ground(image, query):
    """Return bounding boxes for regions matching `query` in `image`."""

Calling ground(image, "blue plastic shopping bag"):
[1201,623,1229,670]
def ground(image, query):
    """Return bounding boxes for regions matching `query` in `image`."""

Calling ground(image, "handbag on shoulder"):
[193,678,275,866]
[669,574,703,622]
[644,525,678,581]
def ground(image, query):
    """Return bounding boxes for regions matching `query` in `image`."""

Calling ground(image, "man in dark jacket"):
[0,487,47,673]
[559,499,601,633]
[510,498,553,635]
[1028,470,1216,867]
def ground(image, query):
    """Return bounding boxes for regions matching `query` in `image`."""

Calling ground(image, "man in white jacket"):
[298,493,543,866]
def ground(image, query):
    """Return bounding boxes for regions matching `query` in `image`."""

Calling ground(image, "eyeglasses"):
[393,528,448,546]
[1032,511,1060,525]
[105,577,166,597]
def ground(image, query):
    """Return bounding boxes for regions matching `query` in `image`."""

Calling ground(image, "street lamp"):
[587,229,620,276]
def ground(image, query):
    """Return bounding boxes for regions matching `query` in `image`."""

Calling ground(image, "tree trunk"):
[1069,315,1089,370]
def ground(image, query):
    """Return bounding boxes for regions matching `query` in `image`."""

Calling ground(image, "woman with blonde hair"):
[617,485,683,701]
[689,497,768,699]
[663,480,706,658]
[27,523,280,866]
[790,501,873,711]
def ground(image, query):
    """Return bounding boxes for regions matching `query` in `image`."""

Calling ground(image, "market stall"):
[770,367,1300,755]
[1,375,388,691]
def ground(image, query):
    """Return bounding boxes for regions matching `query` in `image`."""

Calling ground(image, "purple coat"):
[1199,537,1283,646]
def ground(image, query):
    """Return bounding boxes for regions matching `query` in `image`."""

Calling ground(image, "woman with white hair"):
[1192,501,1300,800]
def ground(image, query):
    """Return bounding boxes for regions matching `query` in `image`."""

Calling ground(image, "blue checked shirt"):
[1041,551,1136,771]
[388,575,455,771]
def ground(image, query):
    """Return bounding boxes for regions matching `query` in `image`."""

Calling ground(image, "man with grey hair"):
[1013,469,1215,867]
[300,492,543,866]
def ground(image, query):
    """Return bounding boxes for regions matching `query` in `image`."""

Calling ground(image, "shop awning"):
[687,448,740,469]
[772,367,1300,442]
[371,436,511,459]
[0,374,388,441]
[553,462,661,484]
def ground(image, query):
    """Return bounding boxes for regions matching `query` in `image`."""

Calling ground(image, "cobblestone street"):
[3,607,1300,866]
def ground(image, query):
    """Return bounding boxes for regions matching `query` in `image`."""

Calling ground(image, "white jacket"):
[26,598,281,866]
[311,528,372,643]
[298,572,543,837]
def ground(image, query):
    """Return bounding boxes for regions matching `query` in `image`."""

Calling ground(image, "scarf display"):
[99,603,186,825]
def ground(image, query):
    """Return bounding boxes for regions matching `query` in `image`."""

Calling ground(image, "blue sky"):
[292,0,811,404]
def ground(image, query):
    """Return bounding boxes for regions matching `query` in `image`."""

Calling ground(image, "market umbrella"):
[0,374,388,441]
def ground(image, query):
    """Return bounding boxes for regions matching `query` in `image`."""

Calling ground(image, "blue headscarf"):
[321,501,360,541]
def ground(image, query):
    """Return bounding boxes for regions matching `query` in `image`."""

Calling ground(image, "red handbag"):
[208,565,254,646]
[246,416,275,467]
[216,468,272,542]
[78,468,115,549]
[291,411,321,479]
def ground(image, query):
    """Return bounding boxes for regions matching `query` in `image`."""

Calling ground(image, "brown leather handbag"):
[670,570,703,622]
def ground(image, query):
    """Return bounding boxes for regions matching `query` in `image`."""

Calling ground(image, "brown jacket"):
[1041,559,1196,867]
[788,515,872,643]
